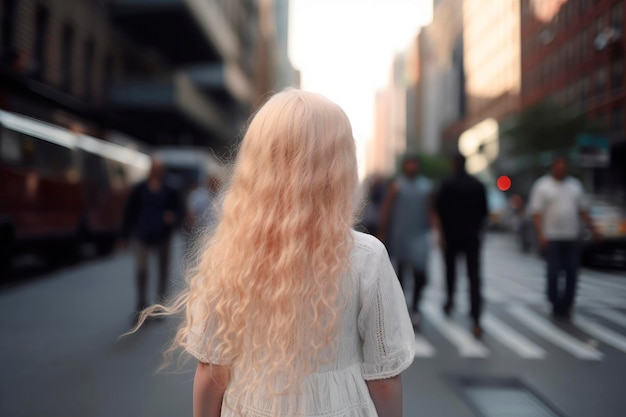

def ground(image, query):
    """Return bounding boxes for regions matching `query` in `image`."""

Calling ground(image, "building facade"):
[273,0,299,90]
[520,0,626,195]
[414,0,465,155]
[437,0,522,169]
[521,0,625,141]
[367,53,409,176]
[0,0,278,154]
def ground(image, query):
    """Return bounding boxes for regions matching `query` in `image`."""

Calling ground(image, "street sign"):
[576,133,610,168]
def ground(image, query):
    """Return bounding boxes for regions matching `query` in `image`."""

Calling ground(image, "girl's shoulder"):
[350,231,387,266]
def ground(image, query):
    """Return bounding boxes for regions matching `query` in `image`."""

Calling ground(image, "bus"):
[0,110,150,278]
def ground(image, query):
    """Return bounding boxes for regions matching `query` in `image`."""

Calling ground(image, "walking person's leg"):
[411,233,429,315]
[157,237,171,303]
[411,268,427,314]
[546,241,561,316]
[561,241,581,317]
[135,243,149,313]
[466,239,483,336]
[443,243,457,315]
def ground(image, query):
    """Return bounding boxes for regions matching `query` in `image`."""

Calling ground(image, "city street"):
[2,233,626,417]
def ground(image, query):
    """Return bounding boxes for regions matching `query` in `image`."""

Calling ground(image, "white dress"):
[186,231,417,416]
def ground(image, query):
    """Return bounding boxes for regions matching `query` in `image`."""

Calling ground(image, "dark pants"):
[546,241,580,315]
[443,238,482,325]
[135,239,171,311]
[394,262,427,313]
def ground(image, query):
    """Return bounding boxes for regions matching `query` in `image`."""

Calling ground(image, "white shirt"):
[530,175,587,241]
[186,231,416,417]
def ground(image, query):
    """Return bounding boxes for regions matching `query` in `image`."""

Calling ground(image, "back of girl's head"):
[229,89,358,224]
[180,89,359,409]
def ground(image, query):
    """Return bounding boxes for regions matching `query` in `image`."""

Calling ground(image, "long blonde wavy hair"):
[137,89,358,412]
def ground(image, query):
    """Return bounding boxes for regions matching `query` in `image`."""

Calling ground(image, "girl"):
[138,89,416,417]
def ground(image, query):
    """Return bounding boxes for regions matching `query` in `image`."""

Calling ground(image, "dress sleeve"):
[185,303,231,365]
[358,245,416,380]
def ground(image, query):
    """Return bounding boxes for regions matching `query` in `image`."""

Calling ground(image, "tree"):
[501,101,601,158]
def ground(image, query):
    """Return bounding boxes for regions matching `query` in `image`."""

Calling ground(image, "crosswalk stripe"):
[508,305,603,360]
[589,308,626,329]
[578,282,626,302]
[414,334,436,358]
[581,275,626,293]
[573,316,626,354]
[484,288,506,302]
[481,314,546,359]
[422,303,489,358]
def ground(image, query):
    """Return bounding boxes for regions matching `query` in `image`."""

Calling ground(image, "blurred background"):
[1,0,626,416]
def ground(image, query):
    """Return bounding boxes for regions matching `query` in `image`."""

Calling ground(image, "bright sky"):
[289,0,433,175]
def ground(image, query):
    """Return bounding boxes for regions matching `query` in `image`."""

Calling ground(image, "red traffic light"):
[497,176,512,191]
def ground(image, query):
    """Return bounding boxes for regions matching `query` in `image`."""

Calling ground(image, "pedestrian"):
[120,158,183,317]
[434,153,488,338]
[529,156,601,320]
[186,173,222,249]
[379,154,433,326]
[131,90,416,417]
[359,174,387,236]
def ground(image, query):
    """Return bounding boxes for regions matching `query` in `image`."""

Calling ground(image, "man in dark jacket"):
[120,159,182,315]
[434,153,488,338]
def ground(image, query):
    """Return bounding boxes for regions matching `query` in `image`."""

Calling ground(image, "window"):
[0,129,73,176]
[595,16,605,36]
[82,152,109,187]
[581,28,590,58]
[568,85,577,105]
[32,5,49,80]
[38,139,73,176]
[106,160,127,190]
[0,127,21,163]
[596,68,608,95]
[580,76,590,108]
[611,1,624,27]
[60,24,75,92]
[562,2,570,24]
[579,0,588,13]
[102,54,114,94]
[612,106,624,134]
[83,39,95,100]
[1,0,17,63]
[612,59,624,89]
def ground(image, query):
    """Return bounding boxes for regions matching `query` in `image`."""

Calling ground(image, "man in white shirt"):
[530,156,600,319]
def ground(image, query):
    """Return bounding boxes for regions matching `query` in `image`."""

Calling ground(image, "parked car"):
[581,200,626,268]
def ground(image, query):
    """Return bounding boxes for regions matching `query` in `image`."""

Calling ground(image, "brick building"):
[520,0,626,194]
[521,0,625,142]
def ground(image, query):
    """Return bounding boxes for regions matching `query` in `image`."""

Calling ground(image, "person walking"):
[379,154,433,326]
[186,174,222,248]
[529,156,600,320]
[120,159,182,316]
[434,153,488,338]
[359,174,388,236]
[132,90,416,417]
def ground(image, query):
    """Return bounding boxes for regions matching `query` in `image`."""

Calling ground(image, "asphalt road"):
[1,233,625,417]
